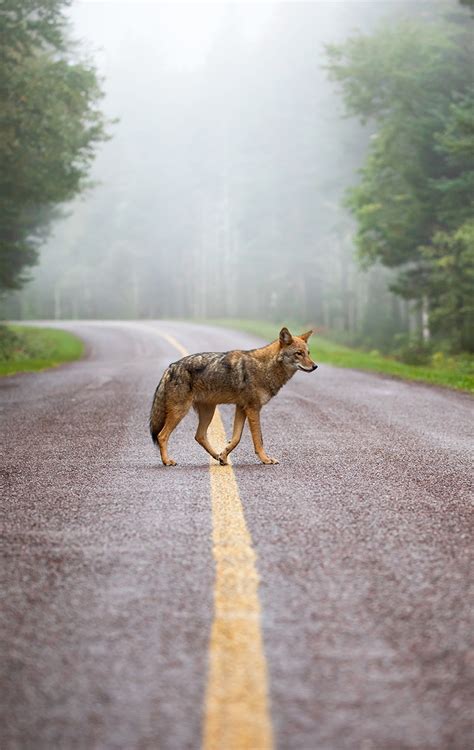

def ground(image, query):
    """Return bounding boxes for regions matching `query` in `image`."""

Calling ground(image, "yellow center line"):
[158,331,189,359]
[154,329,273,750]
[205,418,273,750]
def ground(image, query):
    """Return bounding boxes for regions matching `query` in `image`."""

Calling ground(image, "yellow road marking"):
[153,329,273,750]
[205,414,273,750]
[158,331,189,359]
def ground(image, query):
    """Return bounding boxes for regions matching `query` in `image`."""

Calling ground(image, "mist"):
[3,0,470,352]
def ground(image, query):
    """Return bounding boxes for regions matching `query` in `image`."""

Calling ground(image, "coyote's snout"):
[149,327,317,466]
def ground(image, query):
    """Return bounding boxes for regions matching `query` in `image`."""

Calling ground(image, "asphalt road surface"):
[1,320,473,750]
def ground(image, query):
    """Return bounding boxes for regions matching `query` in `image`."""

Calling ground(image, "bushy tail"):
[149,370,169,444]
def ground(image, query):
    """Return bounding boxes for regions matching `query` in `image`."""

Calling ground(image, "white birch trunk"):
[421,296,430,342]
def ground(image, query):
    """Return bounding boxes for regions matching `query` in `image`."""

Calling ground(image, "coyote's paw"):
[261,456,279,465]
[217,452,229,466]
[163,459,177,466]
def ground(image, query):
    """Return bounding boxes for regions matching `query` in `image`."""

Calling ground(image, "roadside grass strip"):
[0,325,84,376]
[155,330,273,750]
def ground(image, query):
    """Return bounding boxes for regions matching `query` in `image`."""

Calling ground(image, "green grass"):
[207,319,474,394]
[0,325,84,376]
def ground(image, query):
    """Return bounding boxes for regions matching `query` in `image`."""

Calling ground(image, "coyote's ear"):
[299,330,313,342]
[279,327,293,346]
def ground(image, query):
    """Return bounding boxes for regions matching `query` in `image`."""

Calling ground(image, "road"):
[1,320,473,750]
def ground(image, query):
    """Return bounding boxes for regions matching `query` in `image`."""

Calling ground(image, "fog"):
[5,0,464,350]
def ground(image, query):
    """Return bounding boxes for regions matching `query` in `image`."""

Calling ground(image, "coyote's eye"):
[295,351,303,356]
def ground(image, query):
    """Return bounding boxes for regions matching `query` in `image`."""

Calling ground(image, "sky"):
[71,1,276,72]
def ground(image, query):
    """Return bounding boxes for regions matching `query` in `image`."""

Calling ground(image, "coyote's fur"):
[149,327,317,466]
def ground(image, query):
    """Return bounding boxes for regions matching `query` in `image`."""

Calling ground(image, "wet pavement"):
[1,321,473,750]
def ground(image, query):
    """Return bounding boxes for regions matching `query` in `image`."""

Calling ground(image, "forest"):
[1,0,473,360]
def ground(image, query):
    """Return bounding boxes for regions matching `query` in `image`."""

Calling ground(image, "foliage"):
[0,324,20,359]
[420,221,474,351]
[326,11,474,351]
[434,88,474,227]
[391,334,433,366]
[0,0,109,291]
[0,324,84,375]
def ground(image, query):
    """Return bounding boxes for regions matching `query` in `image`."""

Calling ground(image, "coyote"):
[149,327,317,466]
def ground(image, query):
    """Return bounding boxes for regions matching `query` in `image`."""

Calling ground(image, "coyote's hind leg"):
[218,406,246,465]
[195,404,220,462]
[158,400,191,466]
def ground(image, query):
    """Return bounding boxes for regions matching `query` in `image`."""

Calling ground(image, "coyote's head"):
[278,327,318,372]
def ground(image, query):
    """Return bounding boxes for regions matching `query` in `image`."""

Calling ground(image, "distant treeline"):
[1,1,473,354]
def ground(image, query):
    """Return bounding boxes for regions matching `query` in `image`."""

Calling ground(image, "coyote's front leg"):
[245,407,279,465]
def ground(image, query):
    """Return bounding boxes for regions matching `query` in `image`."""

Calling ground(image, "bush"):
[393,334,433,365]
[0,325,22,361]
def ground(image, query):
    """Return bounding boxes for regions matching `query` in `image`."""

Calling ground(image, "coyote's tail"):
[149,369,169,445]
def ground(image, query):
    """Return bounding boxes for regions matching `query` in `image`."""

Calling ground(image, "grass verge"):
[207,319,474,394]
[0,325,84,376]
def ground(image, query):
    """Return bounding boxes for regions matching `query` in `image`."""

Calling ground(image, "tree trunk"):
[54,284,61,320]
[421,296,430,343]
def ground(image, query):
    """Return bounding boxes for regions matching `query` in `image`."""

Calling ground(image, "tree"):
[420,222,474,350]
[434,88,474,228]
[0,0,109,291]
[326,12,474,349]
